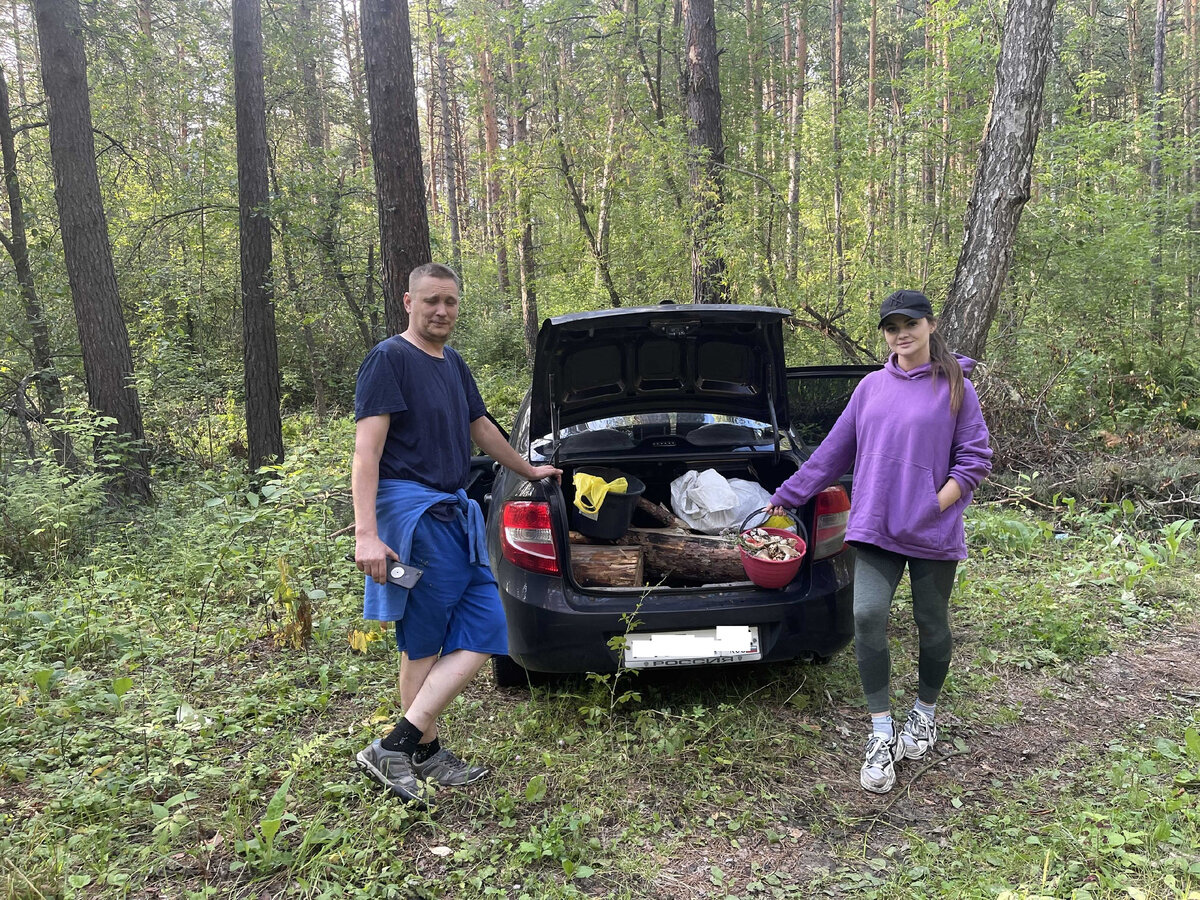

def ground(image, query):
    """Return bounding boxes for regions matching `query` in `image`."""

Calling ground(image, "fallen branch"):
[858,747,970,834]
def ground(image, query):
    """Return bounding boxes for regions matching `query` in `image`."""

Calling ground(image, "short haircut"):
[409,262,461,292]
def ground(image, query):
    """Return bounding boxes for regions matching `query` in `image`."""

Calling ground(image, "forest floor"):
[2,489,1200,900]
[634,608,1200,898]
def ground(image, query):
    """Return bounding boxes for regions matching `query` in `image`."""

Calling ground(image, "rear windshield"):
[532,413,791,458]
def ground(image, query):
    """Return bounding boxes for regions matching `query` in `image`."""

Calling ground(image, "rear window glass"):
[532,413,790,458]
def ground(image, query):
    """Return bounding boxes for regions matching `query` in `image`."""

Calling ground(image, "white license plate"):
[623,626,761,669]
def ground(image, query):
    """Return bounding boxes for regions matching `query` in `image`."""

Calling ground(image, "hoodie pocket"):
[856,453,944,547]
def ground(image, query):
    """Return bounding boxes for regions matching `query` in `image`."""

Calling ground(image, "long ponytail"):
[928,324,964,414]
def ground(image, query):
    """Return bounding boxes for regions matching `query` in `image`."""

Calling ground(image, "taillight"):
[500,501,561,575]
[812,485,850,559]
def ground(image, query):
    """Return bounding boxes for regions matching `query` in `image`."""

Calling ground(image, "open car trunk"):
[558,454,804,589]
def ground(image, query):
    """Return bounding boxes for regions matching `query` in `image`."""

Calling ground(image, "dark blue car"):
[469,305,876,686]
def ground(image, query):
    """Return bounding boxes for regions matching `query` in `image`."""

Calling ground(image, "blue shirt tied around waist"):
[364,479,490,622]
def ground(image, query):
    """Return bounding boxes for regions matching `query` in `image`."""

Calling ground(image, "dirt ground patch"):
[650,612,1200,897]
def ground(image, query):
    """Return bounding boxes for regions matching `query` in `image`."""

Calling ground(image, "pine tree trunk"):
[941,18,952,246]
[831,0,845,310]
[508,0,539,360]
[476,37,510,293]
[361,0,432,336]
[942,0,1059,360]
[746,0,764,300]
[683,0,727,304]
[0,63,76,469]
[232,0,284,472]
[1189,0,1199,315]
[1129,0,1143,113]
[33,0,151,499]
[866,0,877,300]
[338,0,370,170]
[785,0,807,282]
[432,3,462,273]
[1149,0,1168,339]
[595,0,630,296]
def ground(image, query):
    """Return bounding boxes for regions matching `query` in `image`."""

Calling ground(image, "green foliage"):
[1,471,1198,896]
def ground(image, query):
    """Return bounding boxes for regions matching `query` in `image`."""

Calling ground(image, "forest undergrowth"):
[1,413,1199,899]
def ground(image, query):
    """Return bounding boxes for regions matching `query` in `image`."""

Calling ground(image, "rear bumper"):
[496,551,855,674]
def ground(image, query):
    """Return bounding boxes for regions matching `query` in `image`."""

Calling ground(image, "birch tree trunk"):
[941,0,1058,360]
[361,0,432,336]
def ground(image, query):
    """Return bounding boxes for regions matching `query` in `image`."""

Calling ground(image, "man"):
[352,263,560,807]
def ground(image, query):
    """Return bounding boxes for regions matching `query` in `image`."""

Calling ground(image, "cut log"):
[636,496,679,528]
[570,544,644,587]
[622,527,747,585]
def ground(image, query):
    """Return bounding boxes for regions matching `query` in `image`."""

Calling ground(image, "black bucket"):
[570,467,646,540]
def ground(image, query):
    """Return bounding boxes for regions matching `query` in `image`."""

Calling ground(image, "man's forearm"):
[471,419,535,478]
[352,451,381,537]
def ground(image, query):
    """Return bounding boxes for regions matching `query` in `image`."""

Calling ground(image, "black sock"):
[413,737,441,764]
[379,717,424,755]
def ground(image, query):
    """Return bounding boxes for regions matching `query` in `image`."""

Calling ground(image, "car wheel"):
[492,654,532,689]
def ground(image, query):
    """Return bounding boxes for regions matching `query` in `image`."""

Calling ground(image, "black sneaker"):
[413,746,488,786]
[355,740,429,807]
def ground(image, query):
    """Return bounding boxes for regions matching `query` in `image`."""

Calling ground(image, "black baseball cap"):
[878,289,934,327]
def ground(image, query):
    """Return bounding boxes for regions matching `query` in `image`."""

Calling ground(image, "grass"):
[2,440,1200,899]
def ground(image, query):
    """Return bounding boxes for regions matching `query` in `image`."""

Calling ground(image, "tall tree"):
[431,1,463,273]
[232,0,284,472]
[507,0,539,360]
[33,0,150,499]
[0,64,75,468]
[784,0,807,281]
[1149,0,1169,338]
[474,26,510,292]
[683,0,727,304]
[942,0,1059,359]
[831,0,846,308]
[338,0,371,169]
[361,0,432,335]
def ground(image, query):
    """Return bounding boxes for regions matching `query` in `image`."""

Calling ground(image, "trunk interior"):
[559,454,806,589]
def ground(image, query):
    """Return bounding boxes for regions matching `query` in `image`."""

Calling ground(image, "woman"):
[767,290,992,794]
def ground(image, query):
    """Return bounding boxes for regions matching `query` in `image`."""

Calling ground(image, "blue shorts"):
[395,512,508,660]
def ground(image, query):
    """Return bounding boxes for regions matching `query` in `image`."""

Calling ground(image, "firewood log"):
[570,544,644,587]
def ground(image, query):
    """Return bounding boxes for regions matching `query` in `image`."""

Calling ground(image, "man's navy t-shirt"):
[354,336,488,493]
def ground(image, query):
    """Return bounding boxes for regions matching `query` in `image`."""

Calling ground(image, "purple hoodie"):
[770,354,992,560]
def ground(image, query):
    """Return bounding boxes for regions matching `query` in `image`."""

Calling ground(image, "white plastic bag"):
[670,469,772,535]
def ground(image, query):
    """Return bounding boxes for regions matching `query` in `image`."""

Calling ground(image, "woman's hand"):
[936,479,963,512]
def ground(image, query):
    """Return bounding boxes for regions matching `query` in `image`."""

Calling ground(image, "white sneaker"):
[859,731,901,794]
[900,708,937,760]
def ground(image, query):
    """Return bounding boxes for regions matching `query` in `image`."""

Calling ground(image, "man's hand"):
[356,533,400,586]
[527,464,563,483]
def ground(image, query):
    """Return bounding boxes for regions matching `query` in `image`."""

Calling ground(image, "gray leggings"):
[853,543,958,714]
